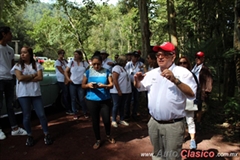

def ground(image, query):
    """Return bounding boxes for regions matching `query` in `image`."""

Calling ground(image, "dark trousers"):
[125,83,139,118]
[86,99,112,140]
[57,82,71,111]
[0,80,18,129]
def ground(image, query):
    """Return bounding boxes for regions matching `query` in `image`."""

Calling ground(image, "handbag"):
[185,99,198,111]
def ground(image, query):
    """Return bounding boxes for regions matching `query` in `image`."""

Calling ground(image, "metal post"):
[11,40,20,54]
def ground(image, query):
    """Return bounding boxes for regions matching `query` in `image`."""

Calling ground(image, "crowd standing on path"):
[0,25,215,159]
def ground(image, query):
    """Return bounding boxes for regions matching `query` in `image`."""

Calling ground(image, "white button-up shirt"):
[139,64,197,121]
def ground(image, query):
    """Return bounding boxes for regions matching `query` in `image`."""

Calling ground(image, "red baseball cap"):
[152,42,175,54]
[196,51,205,58]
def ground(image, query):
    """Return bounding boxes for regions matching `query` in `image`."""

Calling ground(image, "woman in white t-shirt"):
[64,50,89,120]
[54,49,72,114]
[11,46,52,146]
[110,56,131,127]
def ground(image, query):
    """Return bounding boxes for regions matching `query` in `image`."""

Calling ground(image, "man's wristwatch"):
[175,78,182,85]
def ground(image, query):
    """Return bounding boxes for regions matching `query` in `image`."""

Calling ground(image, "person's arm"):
[64,67,72,84]
[112,72,122,96]
[98,75,113,89]
[15,69,37,82]
[56,66,64,74]
[31,69,43,82]
[161,69,195,98]
[133,72,145,88]
[82,76,96,89]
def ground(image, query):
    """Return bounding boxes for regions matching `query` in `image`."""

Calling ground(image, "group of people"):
[0,26,213,159]
[0,26,52,146]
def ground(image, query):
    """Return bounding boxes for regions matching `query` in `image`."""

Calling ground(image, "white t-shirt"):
[55,59,68,82]
[0,44,14,80]
[102,58,114,71]
[110,65,132,94]
[125,61,144,83]
[67,60,89,84]
[139,64,197,121]
[10,62,43,98]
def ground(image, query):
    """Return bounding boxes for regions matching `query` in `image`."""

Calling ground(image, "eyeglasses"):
[92,63,101,66]
[156,52,172,58]
[179,62,187,65]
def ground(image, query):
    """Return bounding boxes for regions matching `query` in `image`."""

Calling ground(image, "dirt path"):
[0,108,239,160]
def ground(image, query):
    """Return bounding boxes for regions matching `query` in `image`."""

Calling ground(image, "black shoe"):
[44,134,53,145]
[26,136,34,146]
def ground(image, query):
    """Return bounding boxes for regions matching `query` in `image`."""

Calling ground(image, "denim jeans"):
[57,82,71,111]
[111,93,131,121]
[0,80,18,129]
[69,83,87,114]
[18,96,49,135]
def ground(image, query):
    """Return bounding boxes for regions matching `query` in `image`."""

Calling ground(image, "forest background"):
[0,0,239,142]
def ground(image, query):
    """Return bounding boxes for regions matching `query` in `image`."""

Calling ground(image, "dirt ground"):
[0,106,240,160]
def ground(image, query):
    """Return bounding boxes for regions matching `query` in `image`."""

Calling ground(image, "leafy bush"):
[223,97,240,123]
[42,60,55,71]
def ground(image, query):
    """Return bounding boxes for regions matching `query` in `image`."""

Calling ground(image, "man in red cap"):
[191,51,213,131]
[134,42,197,160]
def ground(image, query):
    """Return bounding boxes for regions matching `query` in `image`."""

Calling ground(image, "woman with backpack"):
[64,50,89,120]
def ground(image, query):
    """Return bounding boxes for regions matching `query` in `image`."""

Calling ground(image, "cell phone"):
[92,82,98,88]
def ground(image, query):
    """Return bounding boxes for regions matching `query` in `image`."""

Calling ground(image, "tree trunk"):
[138,0,151,59]
[234,0,240,94]
[166,0,178,52]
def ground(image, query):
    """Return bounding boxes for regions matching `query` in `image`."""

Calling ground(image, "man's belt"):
[153,117,184,124]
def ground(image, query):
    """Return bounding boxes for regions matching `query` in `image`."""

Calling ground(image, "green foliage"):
[223,96,240,123]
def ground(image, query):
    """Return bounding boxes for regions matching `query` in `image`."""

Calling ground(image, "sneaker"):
[93,140,101,150]
[66,111,74,115]
[84,114,89,119]
[106,135,115,144]
[44,134,53,145]
[26,136,34,146]
[73,115,78,120]
[11,127,27,136]
[0,129,6,140]
[190,139,197,149]
[111,121,118,128]
[120,120,129,126]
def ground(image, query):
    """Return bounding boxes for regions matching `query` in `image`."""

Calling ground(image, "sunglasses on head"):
[179,62,187,65]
